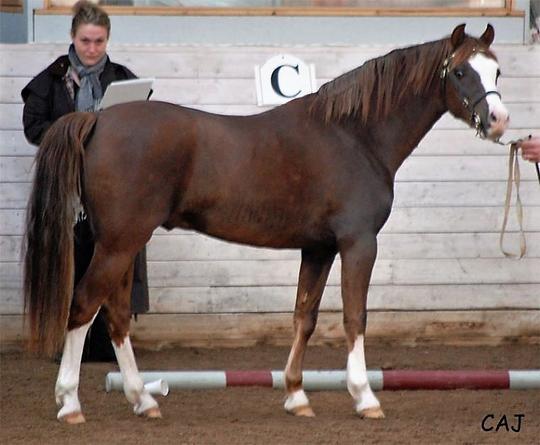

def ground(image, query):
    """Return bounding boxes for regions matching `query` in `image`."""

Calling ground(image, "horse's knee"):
[299,318,316,339]
[343,314,367,343]
[294,308,319,337]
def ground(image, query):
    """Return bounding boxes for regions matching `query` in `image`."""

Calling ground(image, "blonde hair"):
[71,0,111,37]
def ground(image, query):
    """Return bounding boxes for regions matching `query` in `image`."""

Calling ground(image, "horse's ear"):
[480,24,495,46]
[451,24,466,48]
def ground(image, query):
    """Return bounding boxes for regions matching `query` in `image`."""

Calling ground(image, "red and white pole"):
[106,369,540,392]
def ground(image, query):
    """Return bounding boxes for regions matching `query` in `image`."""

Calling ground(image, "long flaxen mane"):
[310,36,492,124]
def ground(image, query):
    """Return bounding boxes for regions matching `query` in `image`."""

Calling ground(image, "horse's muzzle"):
[484,107,510,140]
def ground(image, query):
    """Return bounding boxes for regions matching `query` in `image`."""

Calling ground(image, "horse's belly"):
[203,225,309,249]
[170,206,330,249]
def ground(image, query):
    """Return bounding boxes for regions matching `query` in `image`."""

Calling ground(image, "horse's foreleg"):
[340,235,384,419]
[284,248,335,417]
[106,261,161,419]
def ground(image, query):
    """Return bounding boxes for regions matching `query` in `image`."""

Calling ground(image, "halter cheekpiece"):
[440,48,501,137]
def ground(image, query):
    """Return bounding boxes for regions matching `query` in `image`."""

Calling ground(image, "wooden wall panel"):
[3,76,540,104]
[1,43,538,347]
[1,44,538,77]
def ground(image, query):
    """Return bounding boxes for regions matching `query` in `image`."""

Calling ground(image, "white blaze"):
[468,53,509,136]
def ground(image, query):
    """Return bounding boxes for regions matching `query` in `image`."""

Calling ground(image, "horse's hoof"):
[59,412,86,424]
[358,407,385,419]
[287,405,315,417]
[142,407,162,419]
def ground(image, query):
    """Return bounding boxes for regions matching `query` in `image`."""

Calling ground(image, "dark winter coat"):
[21,55,149,315]
[21,55,136,145]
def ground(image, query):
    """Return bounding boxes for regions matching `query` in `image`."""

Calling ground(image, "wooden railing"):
[39,0,522,17]
[0,0,23,14]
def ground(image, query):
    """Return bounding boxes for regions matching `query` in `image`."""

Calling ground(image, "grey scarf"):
[68,44,107,112]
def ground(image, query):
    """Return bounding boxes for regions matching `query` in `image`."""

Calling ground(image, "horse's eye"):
[455,70,464,79]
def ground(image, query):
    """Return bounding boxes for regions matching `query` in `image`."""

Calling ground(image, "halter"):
[440,49,502,137]
[441,50,538,259]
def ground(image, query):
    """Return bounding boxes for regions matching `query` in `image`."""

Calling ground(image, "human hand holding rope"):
[497,135,539,258]
[518,135,540,162]
[517,136,540,183]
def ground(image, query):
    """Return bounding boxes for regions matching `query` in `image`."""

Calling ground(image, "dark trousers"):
[74,219,149,361]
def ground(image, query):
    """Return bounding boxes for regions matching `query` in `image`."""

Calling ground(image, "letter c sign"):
[271,64,301,98]
[255,54,316,106]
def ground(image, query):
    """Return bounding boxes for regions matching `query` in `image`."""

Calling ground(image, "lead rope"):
[499,142,526,258]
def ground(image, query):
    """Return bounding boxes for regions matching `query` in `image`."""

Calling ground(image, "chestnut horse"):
[24,24,508,423]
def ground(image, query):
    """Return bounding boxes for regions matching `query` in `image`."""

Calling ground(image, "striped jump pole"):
[105,369,540,393]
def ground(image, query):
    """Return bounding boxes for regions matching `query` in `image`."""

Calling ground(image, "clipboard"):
[99,78,154,110]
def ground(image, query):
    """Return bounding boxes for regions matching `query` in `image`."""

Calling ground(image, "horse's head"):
[442,24,509,141]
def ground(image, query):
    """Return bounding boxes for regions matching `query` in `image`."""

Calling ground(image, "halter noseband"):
[440,49,501,136]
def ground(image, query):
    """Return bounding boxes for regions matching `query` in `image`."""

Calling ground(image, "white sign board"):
[255,54,317,106]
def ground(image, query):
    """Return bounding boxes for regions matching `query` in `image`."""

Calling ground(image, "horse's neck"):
[367,93,447,178]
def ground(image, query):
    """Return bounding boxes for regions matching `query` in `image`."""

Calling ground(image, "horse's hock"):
[1,42,539,350]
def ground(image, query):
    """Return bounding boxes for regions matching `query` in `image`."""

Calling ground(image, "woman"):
[21,0,149,361]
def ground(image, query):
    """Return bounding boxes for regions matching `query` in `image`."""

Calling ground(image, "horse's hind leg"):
[284,248,335,417]
[55,313,98,423]
[54,245,126,423]
[55,245,158,422]
[105,263,161,418]
[340,235,384,419]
